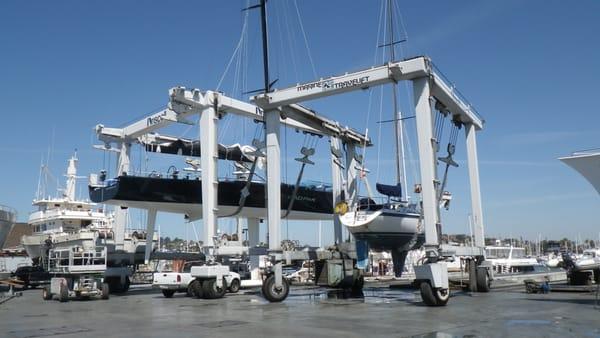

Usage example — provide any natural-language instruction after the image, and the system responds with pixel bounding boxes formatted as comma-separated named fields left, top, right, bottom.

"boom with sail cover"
left=140, top=134, right=253, bottom=163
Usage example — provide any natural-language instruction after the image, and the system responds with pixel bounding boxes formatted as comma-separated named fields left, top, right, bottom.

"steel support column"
left=330, top=136, right=343, bottom=244
left=144, top=208, right=157, bottom=264
left=200, top=103, right=218, bottom=249
left=465, top=123, right=485, bottom=248
left=247, top=218, right=260, bottom=247
left=265, top=110, right=281, bottom=250
left=413, top=77, right=440, bottom=249
left=345, top=142, right=359, bottom=209
left=114, top=141, right=131, bottom=251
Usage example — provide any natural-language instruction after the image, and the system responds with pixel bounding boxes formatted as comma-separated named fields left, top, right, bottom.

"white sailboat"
left=338, top=1, right=423, bottom=276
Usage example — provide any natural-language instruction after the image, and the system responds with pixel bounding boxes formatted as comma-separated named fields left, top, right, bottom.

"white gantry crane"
left=251, top=55, right=490, bottom=306
left=94, top=88, right=368, bottom=267
left=94, top=55, right=489, bottom=306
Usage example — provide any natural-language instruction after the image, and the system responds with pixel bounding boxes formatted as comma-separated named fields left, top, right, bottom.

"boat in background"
left=571, top=249, right=600, bottom=272
left=21, top=154, right=154, bottom=265
left=485, top=245, right=542, bottom=274
left=559, top=149, right=600, bottom=194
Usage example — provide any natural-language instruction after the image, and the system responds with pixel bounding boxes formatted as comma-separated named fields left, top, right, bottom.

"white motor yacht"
left=485, top=246, right=541, bottom=274
left=573, top=249, right=600, bottom=271
left=21, top=154, right=154, bottom=263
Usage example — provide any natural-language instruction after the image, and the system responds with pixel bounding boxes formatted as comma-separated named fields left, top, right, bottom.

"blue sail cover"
left=376, top=183, right=402, bottom=198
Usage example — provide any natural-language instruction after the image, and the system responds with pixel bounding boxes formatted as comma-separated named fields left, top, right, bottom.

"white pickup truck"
left=153, top=261, right=241, bottom=298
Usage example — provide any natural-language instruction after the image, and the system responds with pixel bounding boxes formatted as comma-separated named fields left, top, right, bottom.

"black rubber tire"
left=192, top=279, right=204, bottom=299
left=352, top=274, right=365, bottom=293
left=434, top=288, right=450, bottom=306
left=261, top=274, right=290, bottom=303
left=122, top=277, right=131, bottom=292
left=42, top=286, right=52, bottom=301
left=101, top=283, right=110, bottom=300
left=228, top=279, right=241, bottom=293
left=420, top=282, right=449, bottom=306
left=203, top=278, right=227, bottom=299
left=59, top=284, right=69, bottom=303
left=187, top=280, right=199, bottom=297
left=570, top=271, right=591, bottom=285
left=476, top=267, right=491, bottom=292
left=162, top=289, right=176, bottom=298
left=108, top=276, right=130, bottom=294
left=420, top=282, right=437, bottom=306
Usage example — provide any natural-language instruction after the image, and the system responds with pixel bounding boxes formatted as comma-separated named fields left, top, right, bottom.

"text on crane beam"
left=296, top=76, right=370, bottom=92
left=147, top=111, right=168, bottom=127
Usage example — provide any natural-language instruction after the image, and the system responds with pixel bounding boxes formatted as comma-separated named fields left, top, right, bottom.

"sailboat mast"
left=386, top=0, right=407, bottom=193
left=259, top=0, right=270, bottom=93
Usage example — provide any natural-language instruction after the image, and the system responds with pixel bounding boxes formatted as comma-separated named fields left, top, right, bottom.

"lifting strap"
left=437, top=119, right=462, bottom=202
left=220, top=139, right=265, bottom=218
left=331, top=144, right=345, bottom=169
left=283, top=147, right=315, bottom=219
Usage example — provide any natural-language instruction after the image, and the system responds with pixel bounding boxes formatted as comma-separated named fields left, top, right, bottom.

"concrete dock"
left=1, top=283, right=600, bottom=338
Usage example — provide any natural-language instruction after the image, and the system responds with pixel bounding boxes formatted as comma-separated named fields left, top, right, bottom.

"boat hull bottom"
left=352, top=232, right=425, bottom=252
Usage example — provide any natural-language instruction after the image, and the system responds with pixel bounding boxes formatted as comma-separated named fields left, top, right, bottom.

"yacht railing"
left=92, top=170, right=333, bottom=191
left=47, top=246, right=107, bottom=273
left=570, top=148, right=600, bottom=156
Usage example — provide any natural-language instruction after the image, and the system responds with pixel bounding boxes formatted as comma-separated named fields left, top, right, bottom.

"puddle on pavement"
left=284, top=287, right=417, bottom=305
left=505, top=319, right=552, bottom=326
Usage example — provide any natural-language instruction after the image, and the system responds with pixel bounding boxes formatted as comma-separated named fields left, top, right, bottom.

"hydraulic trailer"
left=42, top=246, right=109, bottom=302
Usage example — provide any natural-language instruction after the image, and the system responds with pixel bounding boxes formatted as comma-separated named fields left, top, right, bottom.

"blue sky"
left=1, top=0, right=599, bottom=244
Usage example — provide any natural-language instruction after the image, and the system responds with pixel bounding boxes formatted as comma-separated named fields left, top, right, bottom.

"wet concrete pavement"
left=1, top=285, right=599, bottom=337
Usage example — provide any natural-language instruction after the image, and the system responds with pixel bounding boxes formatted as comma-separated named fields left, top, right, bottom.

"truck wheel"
left=203, top=278, right=226, bottom=299
left=59, top=284, right=69, bottom=303
left=192, top=280, right=204, bottom=299
left=42, top=287, right=52, bottom=301
left=108, top=277, right=130, bottom=293
left=476, top=267, right=491, bottom=292
left=419, top=282, right=449, bottom=306
left=101, top=283, right=110, bottom=300
left=187, top=280, right=199, bottom=297
left=228, top=279, right=240, bottom=293
left=261, top=274, right=289, bottom=302
left=162, top=289, right=176, bottom=298
left=122, top=277, right=130, bottom=292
